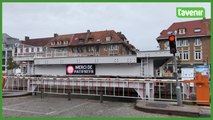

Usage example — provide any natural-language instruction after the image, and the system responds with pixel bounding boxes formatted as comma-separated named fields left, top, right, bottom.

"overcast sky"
left=3, top=3, right=211, bottom=51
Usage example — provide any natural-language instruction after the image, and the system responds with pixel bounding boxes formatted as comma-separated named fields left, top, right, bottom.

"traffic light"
left=168, top=35, right=177, bottom=54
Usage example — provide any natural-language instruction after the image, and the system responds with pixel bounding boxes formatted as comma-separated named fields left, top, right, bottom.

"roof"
left=21, top=37, right=53, bottom=47
left=46, top=30, right=125, bottom=47
left=20, top=30, right=136, bottom=52
left=157, top=18, right=211, bottom=40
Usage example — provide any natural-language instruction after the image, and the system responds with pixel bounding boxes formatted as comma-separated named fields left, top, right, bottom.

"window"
left=104, top=46, right=108, bottom=51
left=194, top=50, right=202, bottom=60
left=57, top=41, right=61, bottom=45
left=194, top=28, right=201, bottom=33
left=176, top=40, right=182, bottom=47
left=8, top=51, right=12, bottom=57
left=3, top=59, right=5, bottom=65
left=77, top=47, right=84, bottom=53
left=31, top=48, right=34, bottom=52
left=164, top=41, right=169, bottom=50
left=20, top=48, right=23, bottom=53
left=72, top=47, right=77, bottom=53
left=106, top=36, right=111, bottom=42
left=178, top=28, right=186, bottom=34
left=179, top=52, right=182, bottom=60
left=109, top=45, right=118, bottom=51
left=26, top=48, right=29, bottom=53
left=95, top=46, right=99, bottom=52
left=194, top=39, right=202, bottom=46
left=109, top=45, right=118, bottom=56
left=86, top=46, right=94, bottom=52
left=39, top=47, right=43, bottom=52
left=37, top=47, right=40, bottom=52
left=183, top=51, right=189, bottom=60
left=182, top=40, right=189, bottom=46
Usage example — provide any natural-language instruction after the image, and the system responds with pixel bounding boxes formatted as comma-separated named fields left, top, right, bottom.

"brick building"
left=15, top=30, right=137, bottom=75
left=17, top=30, right=136, bottom=58
left=156, top=19, right=211, bottom=70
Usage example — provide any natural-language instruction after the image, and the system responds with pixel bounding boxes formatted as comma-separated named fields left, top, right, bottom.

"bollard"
left=100, top=91, right=103, bottom=103
left=41, top=89, right=44, bottom=99
left=68, top=91, right=71, bottom=101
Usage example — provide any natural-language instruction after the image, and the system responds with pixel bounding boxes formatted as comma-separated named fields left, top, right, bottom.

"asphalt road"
left=3, top=94, right=183, bottom=118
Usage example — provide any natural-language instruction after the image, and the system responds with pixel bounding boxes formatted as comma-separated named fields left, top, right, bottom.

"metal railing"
left=3, top=76, right=209, bottom=103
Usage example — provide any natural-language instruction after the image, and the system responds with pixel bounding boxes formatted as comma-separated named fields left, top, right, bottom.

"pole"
left=68, top=91, right=71, bottom=101
left=173, top=53, right=182, bottom=106
left=5, top=47, right=8, bottom=75
left=173, top=31, right=182, bottom=106
left=100, top=91, right=103, bottom=103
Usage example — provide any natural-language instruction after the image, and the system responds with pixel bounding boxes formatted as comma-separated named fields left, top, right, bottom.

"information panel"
left=66, top=64, right=95, bottom=75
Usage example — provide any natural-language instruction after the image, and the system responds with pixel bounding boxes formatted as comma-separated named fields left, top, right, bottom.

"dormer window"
left=88, top=38, right=94, bottom=43
left=51, top=42, right=55, bottom=45
left=79, top=39, right=84, bottom=44
left=167, top=31, right=173, bottom=35
left=194, top=28, right=201, bottom=33
left=57, top=41, right=61, bottom=45
left=178, top=28, right=186, bottom=34
left=106, top=36, right=111, bottom=42
left=64, top=41, right=69, bottom=45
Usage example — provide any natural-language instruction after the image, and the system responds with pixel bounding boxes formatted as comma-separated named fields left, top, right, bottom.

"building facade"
left=2, top=33, right=20, bottom=73
left=156, top=19, right=211, bottom=73
left=14, top=30, right=138, bottom=75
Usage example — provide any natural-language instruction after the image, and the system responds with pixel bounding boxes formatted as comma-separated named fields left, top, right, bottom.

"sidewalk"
left=135, top=100, right=211, bottom=117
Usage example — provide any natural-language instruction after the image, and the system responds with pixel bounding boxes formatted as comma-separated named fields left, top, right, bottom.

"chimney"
left=117, top=32, right=121, bottom=34
left=87, top=30, right=90, bottom=33
left=25, top=36, right=29, bottom=41
left=54, top=33, right=58, bottom=38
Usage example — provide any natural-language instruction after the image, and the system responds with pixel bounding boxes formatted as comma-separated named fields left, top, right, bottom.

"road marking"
left=45, top=111, right=57, bottom=115
left=49, top=102, right=90, bottom=115
left=3, top=107, right=54, bottom=115
left=3, top=99, right=37, bottom=108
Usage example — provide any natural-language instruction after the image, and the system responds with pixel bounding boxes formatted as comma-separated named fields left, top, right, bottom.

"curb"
left=3, top=92, right=32, bottom=98
left=134, top=101, right=200, bottom=117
